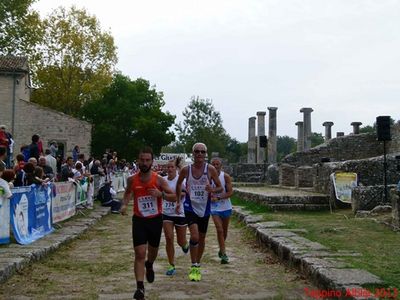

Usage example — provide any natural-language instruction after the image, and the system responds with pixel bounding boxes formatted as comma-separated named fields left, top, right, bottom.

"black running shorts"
left=184, top=210, right=210, bottom=234
left=132, top=215, right=163, bottom=247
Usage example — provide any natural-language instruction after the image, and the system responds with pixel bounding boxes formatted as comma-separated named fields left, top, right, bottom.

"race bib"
left=138, top=195, right=157, bottom=217
left=163, top=201, right=176, bottom=215
left=190, top=184, right=206, bottom=203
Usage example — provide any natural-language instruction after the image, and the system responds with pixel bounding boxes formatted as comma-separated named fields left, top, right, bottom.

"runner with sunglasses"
left=176, top=142, right=222, bottom=281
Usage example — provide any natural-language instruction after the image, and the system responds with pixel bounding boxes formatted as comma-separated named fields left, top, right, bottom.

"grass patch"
left=232, top=195, right=400, bottom=288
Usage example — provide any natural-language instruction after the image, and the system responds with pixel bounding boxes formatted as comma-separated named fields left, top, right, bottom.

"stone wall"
left=282, top=125, right=400, bottom=167
left=313, top=154, right=400, bottom=194
left=351, top=184, right=396, bottom=212
left=295, top=166, right=313, bottom=188
left=230, top=163, right=266, bottom=182
left=279, top=163, right=295, bottom=186
left=15, top=100, right=92, bottom=158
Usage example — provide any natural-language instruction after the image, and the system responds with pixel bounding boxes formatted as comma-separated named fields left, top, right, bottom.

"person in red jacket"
left=120, top=146, right=176, bottom=300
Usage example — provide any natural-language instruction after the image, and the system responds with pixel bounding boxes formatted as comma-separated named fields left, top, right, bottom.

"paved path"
left=0, top=205, right=315, bottom=299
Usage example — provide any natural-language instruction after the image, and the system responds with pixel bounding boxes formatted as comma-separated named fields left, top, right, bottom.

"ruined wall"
left=231, top=163, right=266, bottom=182
left=313, top=154, right=400, bottom=194
left=282, top=133, right=384, bottom=167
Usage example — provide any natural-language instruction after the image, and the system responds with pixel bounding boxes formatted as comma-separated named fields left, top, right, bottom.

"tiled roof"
left=0, top=55, right=29, bottom=73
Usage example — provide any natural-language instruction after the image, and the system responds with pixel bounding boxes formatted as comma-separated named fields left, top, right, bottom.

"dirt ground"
left=0, top=210, right=316, bottom=300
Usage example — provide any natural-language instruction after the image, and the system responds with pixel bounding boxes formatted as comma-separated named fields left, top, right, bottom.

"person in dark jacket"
left=97, top=182, right=121, bottom=213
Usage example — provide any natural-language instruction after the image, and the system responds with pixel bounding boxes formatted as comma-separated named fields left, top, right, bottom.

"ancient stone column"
left=351, top=122, right=362, bottom=134
left=256, top=111, right=266, bottom=163
left=247, top=117, right=256, bottom=163
left=322, top=121, right=334, bottom=141
left=295, top=121, right=304, bottom=152
left=267, top=107, right=278, bottom=164
left=336, top=132, right=345, bottom=137
left=300, top=107, right=313, bottom=150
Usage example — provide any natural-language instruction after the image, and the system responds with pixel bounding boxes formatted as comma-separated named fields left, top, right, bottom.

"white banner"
left=52, top=182, right=76, bottom=223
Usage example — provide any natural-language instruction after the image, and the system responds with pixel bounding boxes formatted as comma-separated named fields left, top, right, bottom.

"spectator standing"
left=0, top=163, right=12, bottom=199
left=49, top=141, right=58, bottom=157
left=38, top=156, right=54, bottom=180
left=72, top=145, right=80, bottom=162
left=0, top=125, right=13, bottom=168
left=13, top=154, right=25, bottom=173
left=60, top=157, right=74, bottom=181
left=0, top=146, right=6, bottom=169
left=28, top=134, right=40, bottom=161
left=45, top=149, right=57, bottom=177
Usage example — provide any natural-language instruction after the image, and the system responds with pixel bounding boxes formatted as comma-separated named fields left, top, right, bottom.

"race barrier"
left=0, top=172, right=129, bottom=246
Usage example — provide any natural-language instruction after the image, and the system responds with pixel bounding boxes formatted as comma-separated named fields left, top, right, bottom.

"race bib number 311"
left=138, top=196, right=157, bottom=217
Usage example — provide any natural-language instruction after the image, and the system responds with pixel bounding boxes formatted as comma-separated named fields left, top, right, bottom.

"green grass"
left=232, top=195, right=400, bottom=289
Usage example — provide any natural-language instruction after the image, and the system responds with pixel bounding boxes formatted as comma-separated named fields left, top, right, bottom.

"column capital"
left=256, top=111, right=266, bottom=116
left=249, top=116, right=256, bottom=120
left=267, top=107, right=278, bottom=111
left=351, top=121, right=362, bottom=126
left=295, top=121, right=304, bottom=126
left=300, top=107, right=313, bottom=113
left=323, top=121, right=334, bottom=126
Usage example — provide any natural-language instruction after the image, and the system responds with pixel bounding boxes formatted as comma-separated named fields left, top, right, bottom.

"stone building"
left=0, top=56, right=91, bottom=159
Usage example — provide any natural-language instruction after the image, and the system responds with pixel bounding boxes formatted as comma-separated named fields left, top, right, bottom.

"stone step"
left=268, top=204, right=331, bottom=211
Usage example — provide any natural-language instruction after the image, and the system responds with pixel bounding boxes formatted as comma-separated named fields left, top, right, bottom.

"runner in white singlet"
left=176, top=142, right=222, bottom=282
left=210, top=157, right=233, bottom=264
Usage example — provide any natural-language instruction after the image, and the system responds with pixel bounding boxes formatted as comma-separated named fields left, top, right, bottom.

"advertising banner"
left=75, top=179, right=88, bottom=206
left=331, top=172, right=358, bottom=203
left=52, top=182, right=76, bottom=223
left=10, top=185, right=53, bottom=245
left=0, top=194, right=10, bottom=244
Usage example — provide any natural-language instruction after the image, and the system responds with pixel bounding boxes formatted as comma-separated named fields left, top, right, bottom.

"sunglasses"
left=194, top=150, right=206, bottom=154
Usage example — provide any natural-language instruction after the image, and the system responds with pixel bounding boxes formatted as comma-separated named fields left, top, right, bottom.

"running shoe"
left=181, top=243, right=189, bottom=254
left=166, top=265, right=176, bottom=276
left=188, top=266, right=197, bottom=281
left=220, top=253, right=229, bottom=264
left=133, top=288, right=145, bottom=300
left=195, top=266, right=202, bottom=281
left=145, top=261, right=155, bottom=283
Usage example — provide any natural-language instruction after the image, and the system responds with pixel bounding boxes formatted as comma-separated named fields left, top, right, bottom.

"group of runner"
left=120, top=142, right=233, bottom=300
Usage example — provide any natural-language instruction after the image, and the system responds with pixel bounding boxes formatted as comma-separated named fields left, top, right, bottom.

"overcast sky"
left=33, top=0, right=400, bottom=142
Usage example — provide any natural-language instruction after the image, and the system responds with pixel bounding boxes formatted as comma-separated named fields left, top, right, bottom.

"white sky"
left=33, top=0, right=400, bottom=142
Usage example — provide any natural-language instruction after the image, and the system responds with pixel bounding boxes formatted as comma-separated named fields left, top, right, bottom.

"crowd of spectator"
left=0, top=133, right=138, bottom=200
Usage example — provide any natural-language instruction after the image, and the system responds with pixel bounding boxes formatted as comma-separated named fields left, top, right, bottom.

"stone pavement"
left=0, top=188, right=385, bottom=299
left=0, top=206, right=110, bottom=283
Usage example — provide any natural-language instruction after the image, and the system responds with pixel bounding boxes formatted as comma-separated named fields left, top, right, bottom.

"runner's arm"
left=120, top=176, right=133, bottom=215
left=156, top=175, right=176, bottom=202
left=175, top=166, right=187, bottom=202
left=207, top=165, right=223, bottom=194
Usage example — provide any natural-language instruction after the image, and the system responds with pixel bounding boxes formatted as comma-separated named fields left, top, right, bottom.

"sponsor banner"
left=10, top=185, right=53, bottom=245
left=331, top=172, right=358, bottom=203
left=75, top=178, right=88, bottom=206
left=52, top=182, right=76, bottom=223
left=0, top=194, right=10, bottom=244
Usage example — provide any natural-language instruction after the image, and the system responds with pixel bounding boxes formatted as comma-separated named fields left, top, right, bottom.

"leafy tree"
left=0, top=0, right=43, bottom=59
left=277, top=135, right=296, bottom=161
left=30, top=6, right=117, bottom=117
left=311, top=132, right=324, bottom=147
left=81, top=74, right=175, bottom=160
left=359, top=125, right=375, bottom=134
left=175, top=96, right=231, bottom=157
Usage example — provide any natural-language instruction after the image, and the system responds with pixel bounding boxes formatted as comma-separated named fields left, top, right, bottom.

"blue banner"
left=10, top=185, right=54, bottom=245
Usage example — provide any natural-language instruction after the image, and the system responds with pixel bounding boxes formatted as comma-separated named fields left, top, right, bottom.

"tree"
left=81, top=74, right=175, bottom=159
left=0, top=0, right=43, bottom=59
left=30, top=6, right=117, bottom=117
left=277, top=135, right=296, bottom=161
left=175, top=96, right=230, bottom=157
left=311, top=132, right=324, bottom=147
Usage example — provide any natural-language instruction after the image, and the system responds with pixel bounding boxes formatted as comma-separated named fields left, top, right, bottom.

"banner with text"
left=52, top=182, right=76, bottom=223
left=331, top=172, right=358, bottom=203
left=10, top=185, right=54, bottom=245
